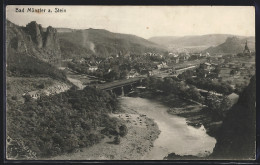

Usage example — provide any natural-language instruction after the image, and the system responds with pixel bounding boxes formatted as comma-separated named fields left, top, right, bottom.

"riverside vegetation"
left=165, top=75, right=256, bottom=160
left=7, top=86, right=128, bottom=159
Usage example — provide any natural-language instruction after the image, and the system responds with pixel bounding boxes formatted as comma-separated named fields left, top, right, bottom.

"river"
left=119, top=97, right=216, bottom=160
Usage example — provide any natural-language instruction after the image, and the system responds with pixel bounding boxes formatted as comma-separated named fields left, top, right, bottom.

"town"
left=23, top=40, right=254, bottom=100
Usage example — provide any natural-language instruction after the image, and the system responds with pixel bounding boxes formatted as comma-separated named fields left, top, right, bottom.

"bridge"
left=96, top=76, right=146, bottom=95
left=97, top=76, right=145, bottom=90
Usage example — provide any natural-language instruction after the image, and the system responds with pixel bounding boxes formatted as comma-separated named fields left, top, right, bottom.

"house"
left=156, top=64, right=163, bottom=69
left=203, top=52, right=210, bottom=57
left=200, top=62, right=212, bottom=70
left=127, top=69, right=139, bottom=79
left=190, top=53, right=201, bottom=60
left=148, top=70, right=154, bottom=77
left=172, top=57, right=179, bottom=64
left=179, top=53, right=190, bottom=61
left=79, top=58, right=86, bottom=64
left=88, top=66, right=98, bottom=72
left=23, top=91, right=41, bottom=99
left=107, top=68, right=112, bottom=73
left=218, top=58, right=225, bottom=64
left=156, top=62, right=168, bottom=69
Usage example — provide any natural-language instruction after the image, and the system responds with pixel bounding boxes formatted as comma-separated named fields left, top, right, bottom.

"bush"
left=119, top=125, right=128, bottom=137
left=38, top=83, right=45, bottom=89
left=11, top=96, right=17, bottom=100
left=114, top=136, right=121, bottom=144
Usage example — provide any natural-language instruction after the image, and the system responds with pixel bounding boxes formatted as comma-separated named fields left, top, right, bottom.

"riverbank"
left=120, top=97, right=216, bottom=160
left=48, top=98, right=160, bottom=160
left=129, top=90, right=222, bottom=137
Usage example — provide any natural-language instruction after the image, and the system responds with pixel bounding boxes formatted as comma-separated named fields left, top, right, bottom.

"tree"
left=186, top=86, right=202, bottom=102
left=219, top=96, right=232, bottom=117
left=120, top=70, right=129, bottom=79
left=38, top=83, right=45, bottom=89
left=11, top=96, right=18, bottom=100
left=196, top=68, right=207, bottom=78
left=119, top=125, right=128, bottom=137
left=205, top=94, right=231, bottom=119
left=24, top=95, right=32, bottom=102
left=213, top=66, right=221, bottom=76
left=230, top=70, right=236, bottom=76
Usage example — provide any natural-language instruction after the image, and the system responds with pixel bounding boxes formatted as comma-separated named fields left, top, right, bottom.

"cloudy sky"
left=6, top=6, right=255, bottom=39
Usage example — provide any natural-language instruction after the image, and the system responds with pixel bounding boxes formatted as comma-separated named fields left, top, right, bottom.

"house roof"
left=204, top=62, right=211, bottom=66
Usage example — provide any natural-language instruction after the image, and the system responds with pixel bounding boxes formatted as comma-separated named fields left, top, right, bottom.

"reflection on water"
left=119, top=97, right=216, bottom=160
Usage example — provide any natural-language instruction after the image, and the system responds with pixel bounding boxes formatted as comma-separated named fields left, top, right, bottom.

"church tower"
left=243, top=40, right=251, bottom=54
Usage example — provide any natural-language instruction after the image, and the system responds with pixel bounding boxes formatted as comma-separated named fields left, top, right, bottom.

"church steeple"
left=243, top=40, right=251, bottom=54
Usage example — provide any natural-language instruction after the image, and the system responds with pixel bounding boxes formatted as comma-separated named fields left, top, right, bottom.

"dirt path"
left=67, top=77, right=86, bottom=90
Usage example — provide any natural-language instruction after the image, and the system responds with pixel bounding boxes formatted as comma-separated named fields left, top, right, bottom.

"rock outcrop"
left=25, top=21, right=43, bottom=48
left=6, top=20, right=61, bottom=66
left=210, top=75, right=256, bottom=159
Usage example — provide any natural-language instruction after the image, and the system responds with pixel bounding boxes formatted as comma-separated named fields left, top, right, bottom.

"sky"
left=6, top=5, right=255, bottom=39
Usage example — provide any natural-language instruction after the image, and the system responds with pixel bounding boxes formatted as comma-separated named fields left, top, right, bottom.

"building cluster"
left=74, top=58, right=99, bottom=72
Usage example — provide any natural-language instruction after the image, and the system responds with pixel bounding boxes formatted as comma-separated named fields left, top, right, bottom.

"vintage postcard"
left=5, top=5, right=255, bottom=160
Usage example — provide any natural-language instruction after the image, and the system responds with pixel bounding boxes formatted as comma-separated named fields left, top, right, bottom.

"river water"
left=119, top=97, right=216, bottom=160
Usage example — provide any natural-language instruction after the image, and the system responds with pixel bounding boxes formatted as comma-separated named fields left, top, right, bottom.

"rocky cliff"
left=6, top=20, right=61, bottom=66
left=211, top=75, right=256, bottom=159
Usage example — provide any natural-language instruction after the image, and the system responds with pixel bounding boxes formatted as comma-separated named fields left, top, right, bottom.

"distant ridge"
left=58, top=28, right=167, bottom=58
left=149, top=34, right=255, bottom=53
left=204, top=36, right=255, bottom=54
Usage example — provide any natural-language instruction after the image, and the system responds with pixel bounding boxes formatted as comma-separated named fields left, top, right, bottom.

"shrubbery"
left=7, top=52, right=67, bottom=82
left=186, top=78, right=233, bottom=95
left=144, top=77, right=202, bottom=102
left=144, top=76, right=233, bottom=119
left=7, top=87, right=124, bottom=159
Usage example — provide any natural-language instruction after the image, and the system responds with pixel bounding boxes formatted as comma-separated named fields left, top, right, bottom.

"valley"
left=5, top=19, right=256, bottom=160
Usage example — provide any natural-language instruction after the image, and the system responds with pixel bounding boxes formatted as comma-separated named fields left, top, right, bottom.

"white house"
left=88, top=66, right=98, bottom=72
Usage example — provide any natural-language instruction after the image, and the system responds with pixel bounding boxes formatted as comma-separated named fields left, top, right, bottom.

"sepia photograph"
left=5, top=5, right=256, bottom=161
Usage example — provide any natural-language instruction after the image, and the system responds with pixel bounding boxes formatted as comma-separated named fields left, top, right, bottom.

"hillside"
left=149, top=34, right=255, bottom=53
left=6, top=86, right=124, bottom=159
left=204, top=36, right=255, bottom=54
left=58, top=29, right=167, bottom=59
left=6, top=49, right=67, bottom=81
left=6, top=20, right=69, bottom=98
left=211, top=75, right=256, bottom=159
left=6, top=20, right=62, bottom=66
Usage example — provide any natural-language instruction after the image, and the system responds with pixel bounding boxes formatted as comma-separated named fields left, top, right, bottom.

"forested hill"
left=204, top=36, right=255, bottom=54
left=58, top=29, right=167, bottom=59
left=211, top=75, right=256, bottom=159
